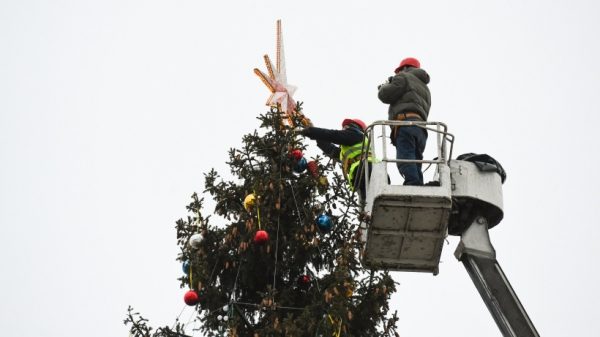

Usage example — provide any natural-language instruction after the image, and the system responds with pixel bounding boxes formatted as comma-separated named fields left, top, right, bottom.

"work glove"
left=293, top=127, right=311, bottom=137
left=300, top=127, right=311, bottom=136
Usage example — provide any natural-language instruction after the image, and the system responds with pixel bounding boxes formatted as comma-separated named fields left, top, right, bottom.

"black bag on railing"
left=456, top=153, right=507, bottom=183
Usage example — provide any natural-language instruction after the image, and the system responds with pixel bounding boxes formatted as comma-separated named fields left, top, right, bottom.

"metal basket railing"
left=359, top=120, right=455, bottom=188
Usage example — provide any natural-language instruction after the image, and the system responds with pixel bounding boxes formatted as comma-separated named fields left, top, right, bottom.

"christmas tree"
left=126, top=19, right=399, bottom=337
left=125, top=104, right=399, bottom=337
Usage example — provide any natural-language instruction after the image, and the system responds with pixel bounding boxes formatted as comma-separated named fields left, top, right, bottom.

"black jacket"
left=378, top=67, right=431, bottom=121
left=301, top=126, right=364, bottom=159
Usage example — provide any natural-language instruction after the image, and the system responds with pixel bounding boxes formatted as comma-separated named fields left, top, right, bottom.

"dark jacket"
left=302, top=125, right=370, bottom=199
left=378, top=67, right=431, bottom=121
left=301, top=126, right=364, bottom=159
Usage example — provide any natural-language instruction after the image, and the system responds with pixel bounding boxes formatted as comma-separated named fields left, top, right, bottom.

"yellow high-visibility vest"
left=339, top=139, right=373, bottom=190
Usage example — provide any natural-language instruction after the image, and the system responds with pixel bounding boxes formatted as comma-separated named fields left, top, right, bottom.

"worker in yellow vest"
left=299, top=118, right=373, bottom=200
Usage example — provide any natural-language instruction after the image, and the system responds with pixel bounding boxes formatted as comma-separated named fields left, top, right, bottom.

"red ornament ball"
left=299, top=274, right=311, bottom=285
left=184, top=290, right=199, bottom=306
left=254, top=230, right=269, bottom=244
left=298, top=274, right=311, bottom=290
left=307, top=160, right=319, bottom=178
left=290, top=149, right=303, bottom=161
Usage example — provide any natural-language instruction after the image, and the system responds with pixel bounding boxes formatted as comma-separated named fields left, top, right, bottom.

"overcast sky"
left=1, top=1, right=599, bottom=336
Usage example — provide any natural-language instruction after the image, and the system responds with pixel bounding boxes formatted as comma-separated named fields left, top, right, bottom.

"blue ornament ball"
left=316, top=214, right=333, bottom=232
left=293, top=157, right=308, bottom=173
left=182, top=260, right=190, bottom=274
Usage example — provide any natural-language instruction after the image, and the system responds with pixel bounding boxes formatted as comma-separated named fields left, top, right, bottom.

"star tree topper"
left=254, top=20, right=310, bottom=127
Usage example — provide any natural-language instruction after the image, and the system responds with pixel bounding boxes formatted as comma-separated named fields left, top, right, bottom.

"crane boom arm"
left=455, top=217, right=540, bottom=337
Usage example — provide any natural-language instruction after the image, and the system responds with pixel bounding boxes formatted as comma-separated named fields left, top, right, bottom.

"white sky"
left=1, top=1, right=599, bottom=336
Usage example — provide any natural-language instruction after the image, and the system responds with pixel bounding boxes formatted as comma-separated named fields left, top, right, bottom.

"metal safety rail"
left=361, top=120, right=455, bottom=186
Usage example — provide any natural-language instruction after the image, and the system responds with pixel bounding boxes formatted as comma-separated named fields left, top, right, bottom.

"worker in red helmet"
left=299, top=118, right=373, bottom=199
left=377, top=57, right=431, bottom=185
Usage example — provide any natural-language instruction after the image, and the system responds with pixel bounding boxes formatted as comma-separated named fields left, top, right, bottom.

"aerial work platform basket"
left=357, top=121, right=538, bottom=336
left=359, top=120, right=454, bottom=275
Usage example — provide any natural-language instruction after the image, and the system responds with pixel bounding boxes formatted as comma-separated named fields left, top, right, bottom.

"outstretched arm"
left=302, top=127, right=363, bottom=145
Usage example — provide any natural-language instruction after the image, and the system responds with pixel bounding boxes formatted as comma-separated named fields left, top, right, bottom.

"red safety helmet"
left=342, top=118, right=367, bottom=131
left=394, top=57, right=421, bottom=73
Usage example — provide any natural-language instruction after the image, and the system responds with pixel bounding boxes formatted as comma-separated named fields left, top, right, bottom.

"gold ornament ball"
left=244, top=193, right=256, bottom=211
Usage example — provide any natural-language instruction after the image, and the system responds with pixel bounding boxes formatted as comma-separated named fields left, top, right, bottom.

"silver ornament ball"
left=189, top=233, right=203, bottom=248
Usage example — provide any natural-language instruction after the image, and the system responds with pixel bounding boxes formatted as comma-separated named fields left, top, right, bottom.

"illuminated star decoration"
left=254, top=20, right=300, bottom=127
